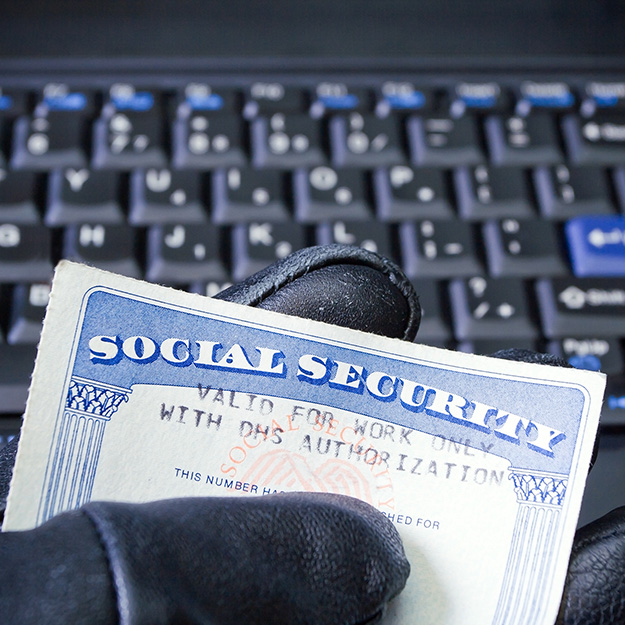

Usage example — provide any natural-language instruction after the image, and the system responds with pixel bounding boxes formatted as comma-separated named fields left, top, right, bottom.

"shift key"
left=536, top=277, right=625, bottom=337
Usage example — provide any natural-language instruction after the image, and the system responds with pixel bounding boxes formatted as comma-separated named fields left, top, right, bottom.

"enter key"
left=565, top=215, right=625, bottom=276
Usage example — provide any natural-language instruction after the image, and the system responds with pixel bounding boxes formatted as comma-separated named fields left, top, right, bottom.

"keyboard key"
left=330, top=113, right=404, bottom=167
left=583, top=82, right=625, bottom=111
left=536, top=277, right=625, bottom=337
left=449, top=82, right=508, bottom=113
left=211, top=168, right=289, bottom=224
left=146, top=223, right=228, bottom=284
left=485, top=113, right=562, bottom=166
left=244, top=83, right=307, bottom=116
left=548, top=337, right=624, bottom=374
left=457, top=338, right=538, bottom=356
left=483, top=219, right=567, bottom=277
left=129, top=168, right=206, bottom=225
left=172, top=112, right=246, bottom=169
left=6, top=283, right=50, bottom=344
left=0, top=168, right=40, bottom=223
left=603, top=377, right=625, bottom=426
left=177, top=83, right=240, bottom=113
left=410, top=279, right=451, bottom=344
left=251, top=114, right=325, bottom=168
left=454, top=165, right=534, bottom=220
left=516, top=81, right=575, bottom=112
left=449, top=276, right=538, bottom=340
left=0, top=90, right=27, bottom=166
left=93, top=84, right=166, bottom=169
left=0, top=224, right=52, bottom=282
left=231, top=222, right=307, bottom=281
left=11, top=111, right=88, bottom=170
left=375, top=166, right=454, bottom=221
left=563, top=111, right=625, bottom=165
left=0, top=343, right=38, bottom=412
left=400, top=220, right=482, bottom=278
left=534, top=165, right=614, bottom=219
left=377, top=82, right=430, bottom=113
left=408, top=115, right=483, bottom=166
left=316, top=221, right=392, bottom=258
left=565, top=216, right=625, bottom=276
left=63, top=224, right=141, bottom=277
left=46, top=168, right=123, bottom=225
left=313, top=83, right=372, bottom=113
left=11, top=84, right=93, bottom=172
left=294, top=167, right=370, bottom=223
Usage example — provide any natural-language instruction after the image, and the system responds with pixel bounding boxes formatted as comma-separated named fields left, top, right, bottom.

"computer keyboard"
left=1, top=72, right=625, bottom=446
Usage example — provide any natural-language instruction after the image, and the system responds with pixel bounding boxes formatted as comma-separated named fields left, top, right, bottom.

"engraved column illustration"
left=37, top=376, right=130, bottom=524
left=492, top=468, right=568, bottom=625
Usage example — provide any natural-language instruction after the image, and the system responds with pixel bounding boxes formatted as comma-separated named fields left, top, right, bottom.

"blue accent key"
left=385, top=91, right=426, bottom=110
left=112, top=91, right=154, bottom=111
left=44, top=92, right=87, bottom=111
left=565, top=216, right=625, bottom=276
left=319, top=93, right=360, bottom=110
left=0, top=94, right=13, bottom=111
left=187, top=93, right=224, bottom=111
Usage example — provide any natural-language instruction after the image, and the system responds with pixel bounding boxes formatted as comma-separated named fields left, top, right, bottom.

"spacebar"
left=0, top=345, right=37, bottom=414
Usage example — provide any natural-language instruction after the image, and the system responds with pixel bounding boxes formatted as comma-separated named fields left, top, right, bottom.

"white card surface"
left=5, top=261, right=606, bottom=625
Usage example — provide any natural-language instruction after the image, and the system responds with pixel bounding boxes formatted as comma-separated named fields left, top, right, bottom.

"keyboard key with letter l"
left=565, top=216, right=625, bottom=276
left=316, top=221, right=392, bottom=258
left=536, top=277, right=625, bottom=337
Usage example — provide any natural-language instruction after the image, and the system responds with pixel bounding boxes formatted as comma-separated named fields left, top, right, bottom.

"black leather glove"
left=0, top=245, right=416, bottom=625
left=0, top=244, right=623, bottom=624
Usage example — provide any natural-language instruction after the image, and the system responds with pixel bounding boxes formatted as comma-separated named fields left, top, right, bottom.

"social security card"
left=4, top=261, right=606, bottom=625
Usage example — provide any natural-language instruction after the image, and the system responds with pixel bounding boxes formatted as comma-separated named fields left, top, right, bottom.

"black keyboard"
left=1, top=72, right=625, bottom=451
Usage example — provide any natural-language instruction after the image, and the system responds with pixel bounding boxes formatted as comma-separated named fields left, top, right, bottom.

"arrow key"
left=565, top=216, right=625, bottom=276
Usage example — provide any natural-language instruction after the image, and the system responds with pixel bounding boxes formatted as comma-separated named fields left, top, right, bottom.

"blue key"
left=44, top=92, right=88, bottom=111
left=565, top=216, right=625, bottom=276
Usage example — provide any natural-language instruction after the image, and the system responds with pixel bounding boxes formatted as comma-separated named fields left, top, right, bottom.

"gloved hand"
left=0, top=245, right=416, bottom=625
left=0, top=244, right=622, bottom=624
